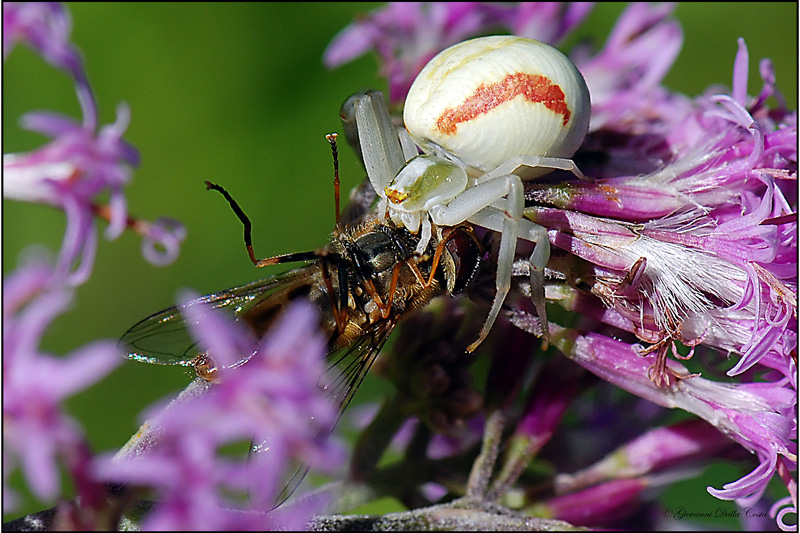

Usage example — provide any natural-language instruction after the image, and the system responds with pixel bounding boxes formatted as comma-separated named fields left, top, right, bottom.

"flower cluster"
left=326, top=2, right=796, bottom=530
left=4, top=3, right=795, bottom=531
left=3, top=2, right=186, bottom=282
left=3, top=259, right=120, bottom=522
left=325, top=2, right=594, bottom=106
left=94, top=298, right=344, bottom=530
left=4, top=4, right=344, bottom=530
left=2, top=2, right=191, bottom=526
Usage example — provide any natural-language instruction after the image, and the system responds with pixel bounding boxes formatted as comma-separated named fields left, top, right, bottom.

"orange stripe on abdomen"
left=435, top=72, right=571, bottom=135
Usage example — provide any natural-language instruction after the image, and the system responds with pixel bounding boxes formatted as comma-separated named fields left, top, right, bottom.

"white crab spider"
left=350, top=37, right=591, bottom=352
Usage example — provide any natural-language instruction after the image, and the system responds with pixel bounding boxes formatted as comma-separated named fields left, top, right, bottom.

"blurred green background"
left=3, top=2, right=796, bottom=525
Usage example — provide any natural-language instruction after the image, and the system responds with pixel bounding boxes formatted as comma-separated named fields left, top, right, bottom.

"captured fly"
left=119, top=133, right=483, bottom=505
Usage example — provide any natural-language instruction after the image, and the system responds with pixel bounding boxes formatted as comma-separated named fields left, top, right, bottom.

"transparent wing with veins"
left=119, top=268, right=310, bottom=368
left=269, top=320, right=395, bottom=507
left=120, top=262, right=399, bottom=508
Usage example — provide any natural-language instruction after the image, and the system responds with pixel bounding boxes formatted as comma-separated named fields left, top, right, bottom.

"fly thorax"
left=384, top=155, right=468, bottom=213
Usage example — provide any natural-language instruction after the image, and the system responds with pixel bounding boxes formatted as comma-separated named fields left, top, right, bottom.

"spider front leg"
left=479, top=154, right=587, bottom=183
left=464, top=193, right=551, bottom=352
left=351, top=91, right=412, bottom=198
left=427, top=174, right=530, bottom=352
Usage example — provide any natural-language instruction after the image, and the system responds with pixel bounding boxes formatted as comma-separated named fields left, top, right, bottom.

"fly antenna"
left=204, top=180, right=258, bottom=265
left=205, top=180, right=320, bottom=268
left=326, top=133, right=341, bottom=229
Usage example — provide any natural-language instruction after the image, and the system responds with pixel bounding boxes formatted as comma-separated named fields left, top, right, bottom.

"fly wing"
left=121, top=255, right=403, bottom=508
left=324, top=319, right=395, bottom=416
left=270, top=315, right=397, bottom=507
left=119, top=265, right=321, bottom=367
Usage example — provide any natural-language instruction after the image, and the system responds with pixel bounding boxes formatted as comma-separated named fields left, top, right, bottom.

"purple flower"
left=3, top=3, right=190, bottom=525
left=3, top=2, right=95, bottom=127
left=553, top=419, right=740, bottom=495
left=95, top=296, right=343, bottom=530
left=8, top=3, right=794, bottom=530
left=523, top=17, right=795, bottom=524
left=772, top=495, right=798, bottom=532
left=3, top=259, right=120, bottom=512
left=4, top=106, right=137, bottom=285
left=324, top=2, right=591, bottom=105
left=526, top=7, right=795, bottom=407
left=3, top=2, right=186, bottom=282
left=575, top=2, right=686, bottom=134
left=326, top=2, right=796, bottom=530
left=553, top=327, right=796, bottom=521
left=534, top=477, right=650, bottom=526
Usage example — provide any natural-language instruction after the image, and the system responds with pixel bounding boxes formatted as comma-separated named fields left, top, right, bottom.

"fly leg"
left=401, top=225, right=482, bottom=290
